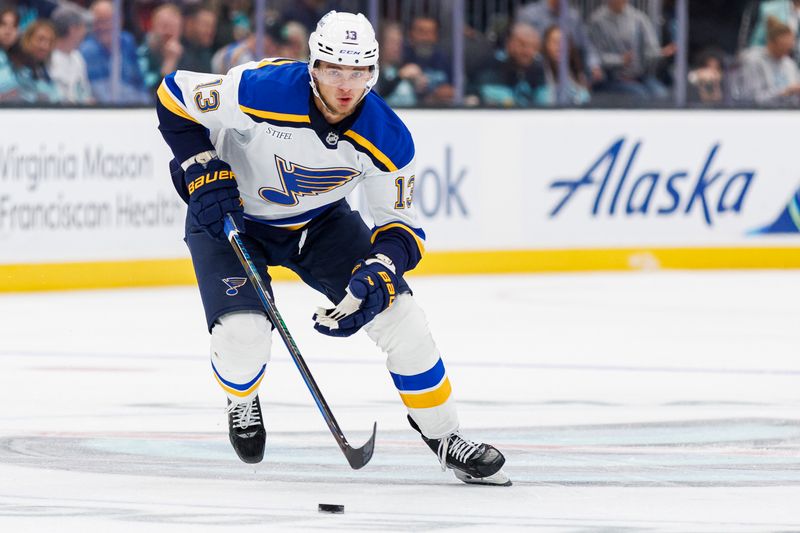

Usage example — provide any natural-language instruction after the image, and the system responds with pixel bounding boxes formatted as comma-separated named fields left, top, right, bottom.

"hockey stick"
left=223, top=214, right=377, bottom=470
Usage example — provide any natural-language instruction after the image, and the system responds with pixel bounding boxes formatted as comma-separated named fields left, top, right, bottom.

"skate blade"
left=454, top=468, right=512, bottom=486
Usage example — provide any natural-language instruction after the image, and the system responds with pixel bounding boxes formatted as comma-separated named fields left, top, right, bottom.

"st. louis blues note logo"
left=222, top=277, right=247, bottom=296
left=259, top=155, right=359, bottom=207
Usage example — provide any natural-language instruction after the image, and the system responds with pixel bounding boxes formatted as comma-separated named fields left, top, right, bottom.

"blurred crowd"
left=0, top=0, right=799, bottom=107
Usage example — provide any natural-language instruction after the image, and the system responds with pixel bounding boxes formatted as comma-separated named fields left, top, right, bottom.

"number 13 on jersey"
left=394, top=175, right=415, bottom=209
left=193, top=79, right=222, bottom=112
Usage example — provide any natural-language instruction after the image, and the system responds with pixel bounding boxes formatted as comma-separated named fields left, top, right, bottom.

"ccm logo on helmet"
left=339, top=49, right=361, bottom=55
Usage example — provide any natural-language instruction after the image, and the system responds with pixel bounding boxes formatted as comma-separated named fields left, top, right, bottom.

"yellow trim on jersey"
left=239, top=104, right=311, bottom=123
left=157, top=82, right=199, bottom=124
left=278, top=221, right=309, bottom=231
left=371, top=223, right=426, bottom=255
left=343, top=130, right=398, bottom=172
left=399, top=378, right=452, bottom=409
left=214, top=372, right=265, bottom=398
left=256, top=58, right=298, bottom=68
left=256, top=220, right=310, bottom=231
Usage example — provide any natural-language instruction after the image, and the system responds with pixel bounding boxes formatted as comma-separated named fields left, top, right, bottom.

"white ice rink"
left=1, top=271, right=799, bottom=532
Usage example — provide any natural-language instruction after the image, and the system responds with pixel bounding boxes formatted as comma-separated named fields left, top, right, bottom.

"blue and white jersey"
left=157, top=58, right=424, bottom=272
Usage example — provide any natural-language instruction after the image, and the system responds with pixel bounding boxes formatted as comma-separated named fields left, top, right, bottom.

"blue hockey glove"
left=313, top=254, right=399, bottom=337
left=184, top=157, right=243, bottom=240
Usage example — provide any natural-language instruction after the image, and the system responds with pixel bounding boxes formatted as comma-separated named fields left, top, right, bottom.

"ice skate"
left=408, top=415, right=511, bottom=486
left=227, top=396, right=266, bottom=464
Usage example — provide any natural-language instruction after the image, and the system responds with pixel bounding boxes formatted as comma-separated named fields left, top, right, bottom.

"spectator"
left=124, top=0, right=159, bottom=41
left=688, top=47, right=724, bottom=105
left=517, top=0, right=603, bottom=84
left=740, top=16, right=800, bottom=106
left=212, top=35, right=247, bottom=74
left=0, top=6, right=20, bottom=101
left=589, top=0, right=673, bottom=102
left=5, top=0, right=58, bottom=31
left=49, top=4, right=93, bottom=104
left=404, top=15, right=453, bottom=105
left=138, top=3, right=182, bottom=93
left=749, top=0, right=800, bottom=54
left=79, top=0, right=149, bottom=103
left=538, top=25, right=591, bottom=106
left=654, top=0, right=678, bottom=86
left=473, top=22, right=545, bottom=107
left=8, top=19, right=59, bottom=102
left=279, top=20, right=308, bottom=60
left=464, top=24, right=495, bottom=84
left=281, top=0, right=327, bottom=35
left=211, top=21, right=283, bottom=74
left=690, top=0, right=752, bottom=58
left=177, top=4, right=216, bottom=73
left=211, top=0, right=251, bottom=52
left=374, top=21, right=423, bottom=107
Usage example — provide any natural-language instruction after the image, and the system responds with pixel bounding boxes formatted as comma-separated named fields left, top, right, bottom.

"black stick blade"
left=343, top=422, right=377, bottom=470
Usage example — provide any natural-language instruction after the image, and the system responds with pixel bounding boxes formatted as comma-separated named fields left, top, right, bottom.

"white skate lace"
left=436, top=431, right=481, bottom=472
left=226, top=399, right=261, bottom=429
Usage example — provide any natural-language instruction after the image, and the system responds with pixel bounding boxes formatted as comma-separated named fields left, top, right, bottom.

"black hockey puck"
left=318, top=503, right=344, bottom=514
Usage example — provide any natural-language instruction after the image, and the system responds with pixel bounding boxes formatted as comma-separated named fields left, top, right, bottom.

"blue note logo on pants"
left=222, top=277, right=248, bottom=296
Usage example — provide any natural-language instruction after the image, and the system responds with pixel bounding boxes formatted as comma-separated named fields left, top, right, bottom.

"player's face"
left=66, top=23, right=87, bottom=50
left=608, top=0, right=627, bottom=13
left=188, top=11, right=217, bottom=48
left=313, top=63, right=371, bottom=115
left=544, top=28, right=561, bottom=62
left=91, top=2, right=114, bottom=48
left=409, top=18, right=437, bottom=46
left=28, top=26, right=55, bottom=62
left=152, top=11, right=182, bottom=43
left=0, top=12, right=18, bottom=49
left=508, top=26, right=540, bottom=68
left=775, top=32, right=796, bottom=56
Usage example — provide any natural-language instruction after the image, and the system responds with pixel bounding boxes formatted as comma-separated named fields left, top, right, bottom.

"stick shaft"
left=223, top=215, right=375, bottom=468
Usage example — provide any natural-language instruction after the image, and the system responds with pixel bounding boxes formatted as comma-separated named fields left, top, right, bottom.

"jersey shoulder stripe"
left=238, top=60, right=311, bottom=125
left=164, top=72, right=186, bottom=105
left=343, top=92, right=414, bottom=173
left=157, top=72, right=198, bottom=124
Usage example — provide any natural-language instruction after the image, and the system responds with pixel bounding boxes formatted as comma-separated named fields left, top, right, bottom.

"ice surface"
left=1, top=271, right=798, bottom=532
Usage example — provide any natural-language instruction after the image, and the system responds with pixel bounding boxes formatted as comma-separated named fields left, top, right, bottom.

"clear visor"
left=312, top=67, right=372, bottom=89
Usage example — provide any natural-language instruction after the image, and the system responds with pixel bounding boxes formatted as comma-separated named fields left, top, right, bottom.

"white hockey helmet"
left=308, top=11, right=380, bottom=98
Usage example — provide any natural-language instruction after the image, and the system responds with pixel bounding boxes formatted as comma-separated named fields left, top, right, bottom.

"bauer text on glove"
left=184, top=158, right=244, bottom=240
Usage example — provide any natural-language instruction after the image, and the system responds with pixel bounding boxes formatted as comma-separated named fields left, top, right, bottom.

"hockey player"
left=156, top=11, right=509, bottom=486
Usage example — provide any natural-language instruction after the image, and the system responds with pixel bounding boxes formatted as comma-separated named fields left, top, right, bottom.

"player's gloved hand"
left=184, top=157, right=244, bottom=240
left=313, top=254, right=399, bottom=337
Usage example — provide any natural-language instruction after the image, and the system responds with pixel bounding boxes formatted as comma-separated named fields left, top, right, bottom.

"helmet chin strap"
left=309, top=76, right=335, bottom=114
left=353, top=88, right=369, bottom=106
